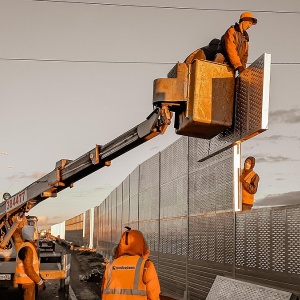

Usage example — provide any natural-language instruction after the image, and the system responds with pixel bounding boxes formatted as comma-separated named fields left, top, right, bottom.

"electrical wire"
left=0, top=57, right=299, bottom=65
left=27, top=0, right=300, bottom=15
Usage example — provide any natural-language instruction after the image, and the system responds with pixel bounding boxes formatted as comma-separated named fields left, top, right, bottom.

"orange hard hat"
left=239, top=11, right=257, bottom=25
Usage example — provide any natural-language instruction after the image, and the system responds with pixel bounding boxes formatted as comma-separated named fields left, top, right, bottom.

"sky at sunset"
left=0, top=0, right=299, bottom=227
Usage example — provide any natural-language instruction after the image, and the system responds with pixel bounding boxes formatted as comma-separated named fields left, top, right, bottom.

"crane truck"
left=0, top=60, right=235, bottom=297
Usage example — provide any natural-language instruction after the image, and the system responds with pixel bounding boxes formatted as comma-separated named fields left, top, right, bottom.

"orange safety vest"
left=242, top=170, right=256, bottom=205
left=102, top=255, right=147, bottom=300
left=15, top=242, right=40, bottom=284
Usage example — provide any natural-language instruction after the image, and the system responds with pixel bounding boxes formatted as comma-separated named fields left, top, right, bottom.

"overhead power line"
left=28, top=0, right=300, bottom=15
left=0, top=57, right=299, bottom=65
left=0, top=57, right=174, bottom=65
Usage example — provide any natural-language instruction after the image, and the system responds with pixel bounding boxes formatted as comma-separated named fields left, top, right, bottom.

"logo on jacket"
left=112, top=265, right=136, bottom=270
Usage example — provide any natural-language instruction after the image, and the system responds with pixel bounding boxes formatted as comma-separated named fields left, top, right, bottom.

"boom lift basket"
left=153, top=60, right=235, bottom=139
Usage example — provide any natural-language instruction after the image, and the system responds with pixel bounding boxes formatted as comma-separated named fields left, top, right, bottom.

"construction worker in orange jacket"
left=101, top=228, right=160, bottom=300
left=15, top=225, right=46, bottom=300
left=241, top=156, right=260, bottom=210
left=214, top=11, right=257, bottom=74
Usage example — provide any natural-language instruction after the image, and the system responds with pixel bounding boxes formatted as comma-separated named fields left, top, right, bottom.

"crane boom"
left=0, top=107, right=168, bottom=223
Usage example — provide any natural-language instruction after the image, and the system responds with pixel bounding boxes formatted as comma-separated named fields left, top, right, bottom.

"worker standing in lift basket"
left=15, top=225, right=46, bottom=300
left=101, top=227, right=161, bottom=299
left=214, top=11, right=257, bottom=75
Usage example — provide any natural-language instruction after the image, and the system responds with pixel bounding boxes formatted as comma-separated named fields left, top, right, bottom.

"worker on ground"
left=15, top=225, right=46, bottom=300
left=184, top=38, right=220, bottom=64
left=101, top=227, right=160, bottom=300
left=214, top=11, right=257, bottom=74
left=241, top=156, right=259, bottom=211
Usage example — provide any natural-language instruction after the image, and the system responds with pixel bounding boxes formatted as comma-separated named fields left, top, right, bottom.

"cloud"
left=36, top=215, right=49, bottom=227
left=254, top=190, right=300, bottom=208
left=37, top=215, right=63, bottom=228
left=269, top=108, right=300, bottom=124
left=255, top=155, right=298, bottom=163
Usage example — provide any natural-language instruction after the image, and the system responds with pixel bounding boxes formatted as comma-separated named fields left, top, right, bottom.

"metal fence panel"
left=160, top=137, right=188, bottom=219
left=116, top=183, right=123, bottom=237
left=129, top=167, right=139, bottom=223
left=189, top=147, right=234, bottom=216
left=110, top=190, right=118, bottom=244
left=139, top=154, right=160, bottom=221
left=139, top=220, right=159, bottom=252
left=235, top=206, right=300, bottom=293
left=206, top=276, right=292, bottom=300
left=93, top=206, right=99, bottom=249
left=122, top=175, right=130, bottom=226
left=160, top=137, right=188, bottom=185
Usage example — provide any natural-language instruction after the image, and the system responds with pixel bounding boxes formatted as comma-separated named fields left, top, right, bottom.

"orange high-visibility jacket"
left=15, top=242, right=40, bottom=285
left=221, top=23, right=249, bottom=70
left=242, top=170, right=259, bottom=205
left=102, top=255, right=147, bottom=300
left=102, top=229, right=160, bottom=300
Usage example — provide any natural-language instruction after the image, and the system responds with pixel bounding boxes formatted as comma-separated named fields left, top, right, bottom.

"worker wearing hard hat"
left=214, top=11, right=257, bottom=74
left=15, top=225, right=46, bottom=300
left=101, top=228, right=160, bottom=299
left=241, top=156, right=260, bottom=210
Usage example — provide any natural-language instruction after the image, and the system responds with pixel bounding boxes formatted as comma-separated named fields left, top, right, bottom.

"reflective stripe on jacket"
left=102, top=255, right=147, bottom=300
left=15, top=242, right=39, bottom=284
left=242, top=170, right=256, bottom=205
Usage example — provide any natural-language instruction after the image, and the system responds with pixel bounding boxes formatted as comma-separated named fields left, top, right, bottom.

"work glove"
left=237, top=66, right=246, bottom=74
left=38, top=279, right=46, bottom=292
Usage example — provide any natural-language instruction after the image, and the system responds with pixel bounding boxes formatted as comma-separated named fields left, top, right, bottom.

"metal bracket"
left=90, top=145, right=101, bottom=165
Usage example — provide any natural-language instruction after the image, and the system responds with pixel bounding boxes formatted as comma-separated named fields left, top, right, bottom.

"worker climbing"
left=214, top=11, right=257, bottom=74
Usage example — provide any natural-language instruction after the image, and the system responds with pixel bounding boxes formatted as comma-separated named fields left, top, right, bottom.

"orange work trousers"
left=18, top=283, right=36, bottom=300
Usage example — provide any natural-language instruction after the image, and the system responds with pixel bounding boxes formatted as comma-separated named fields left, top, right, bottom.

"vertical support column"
left=234, top=144, right=242, bottom=212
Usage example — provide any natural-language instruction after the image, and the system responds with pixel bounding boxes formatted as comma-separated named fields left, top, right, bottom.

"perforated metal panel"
left=93, top=206, right=99, bottom=249
left=139, top=153, right=160, bottom=192
left=206, top=276, right=292, bottom=300
left=160, top=137, right=188, bottom=184
left=139, top=154, right=160, bottom=221
left=159, top=253, right=187, bottom=298
left=272, top=208, right=286, bottom=272
left=287, top=207, right=300, bottom=275
left=160, top=218, right=188, bottom=256
left=189, top=147, right=234, bottom=215
left=257, top=210, right=271, bottom=270
left=129, top=167, right=139, bottom=223
left=122, top=175, right=130, bottom=226
left=160, top=177, right=188, bottom=219
left=110, top=190, right=118, bottom=244
left=139, top=220, right=159, bottom=252
left=160, top=137, right=188, bottom=219
left=196, top=53, right=271, bottom=161
left=116, top=183, right=123, bottom=237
